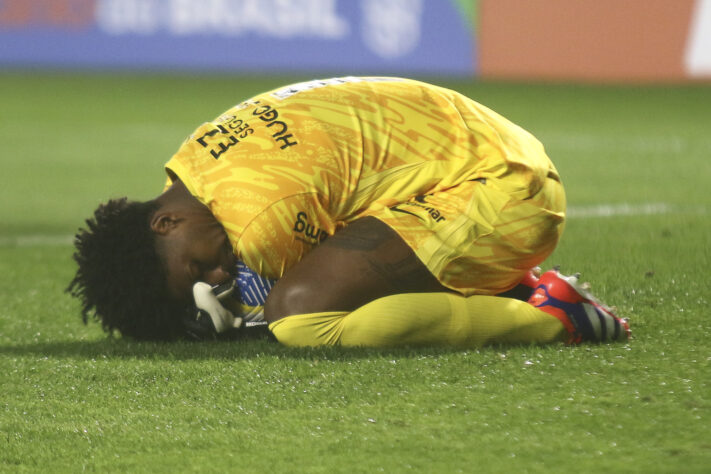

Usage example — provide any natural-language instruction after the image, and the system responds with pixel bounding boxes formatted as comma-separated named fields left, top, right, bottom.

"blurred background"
left=3, top=0, right=709, bottom=80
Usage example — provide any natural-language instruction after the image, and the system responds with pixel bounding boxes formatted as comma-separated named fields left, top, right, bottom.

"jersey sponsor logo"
left=293, top=211, right=329, bottom=243
left=390, top=195, right=446, bottom=223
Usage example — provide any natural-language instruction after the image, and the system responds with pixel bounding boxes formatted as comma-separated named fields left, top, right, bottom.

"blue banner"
left=0, top=0, right=475, bottom=74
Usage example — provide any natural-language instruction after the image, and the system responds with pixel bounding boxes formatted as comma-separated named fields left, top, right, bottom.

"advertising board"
left=0, top=0, right=475, bottom=75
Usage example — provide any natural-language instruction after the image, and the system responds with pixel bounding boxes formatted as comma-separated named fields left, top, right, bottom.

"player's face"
left=159, top=218, right=237, bottom=304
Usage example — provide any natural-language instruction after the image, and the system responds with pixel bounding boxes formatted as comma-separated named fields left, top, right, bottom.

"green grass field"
left=1, top=72, right=709, bottom=473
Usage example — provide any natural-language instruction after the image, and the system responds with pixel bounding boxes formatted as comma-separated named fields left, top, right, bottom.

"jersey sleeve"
left=235, top=193, right=342, bottom=279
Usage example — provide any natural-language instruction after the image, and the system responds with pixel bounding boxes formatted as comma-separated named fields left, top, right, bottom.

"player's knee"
left=264, top=278, right=326, bottom=323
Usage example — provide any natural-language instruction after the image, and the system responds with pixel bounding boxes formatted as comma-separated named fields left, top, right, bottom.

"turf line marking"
left=567, top=202, right=673, bottom=218
left=0, top=235, right=74, bottom=247
left=0, top=203, right=705, bottom=247
left=540, top=132, right=709, bottom=154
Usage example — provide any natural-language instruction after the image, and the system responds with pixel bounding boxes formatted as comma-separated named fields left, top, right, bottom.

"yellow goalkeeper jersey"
left=165, top=77, right=559, bottom=281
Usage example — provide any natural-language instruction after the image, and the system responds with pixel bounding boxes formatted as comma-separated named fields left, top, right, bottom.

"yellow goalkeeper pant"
left=268, top=292, right=565, bottom=347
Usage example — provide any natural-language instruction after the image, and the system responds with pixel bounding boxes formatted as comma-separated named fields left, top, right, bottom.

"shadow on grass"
left=0, top=337, right=490, bottom=362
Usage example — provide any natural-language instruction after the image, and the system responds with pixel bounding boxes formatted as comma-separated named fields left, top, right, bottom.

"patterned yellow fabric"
left=165, top=77, right=565, bottom=294
left=372, top=176, right=565, bottom=295
left=268, top=293, right=565, bottom=348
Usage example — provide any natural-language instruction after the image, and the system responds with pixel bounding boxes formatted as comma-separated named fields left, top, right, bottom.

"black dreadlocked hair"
left=67, top=198, right=186, bottom=341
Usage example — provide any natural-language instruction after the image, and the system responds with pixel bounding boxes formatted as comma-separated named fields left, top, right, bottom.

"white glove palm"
left=192, top=281, right=243, bottom=333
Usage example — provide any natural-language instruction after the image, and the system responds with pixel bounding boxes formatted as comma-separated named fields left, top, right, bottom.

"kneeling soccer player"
left=68, top=76, right=630, bottom=346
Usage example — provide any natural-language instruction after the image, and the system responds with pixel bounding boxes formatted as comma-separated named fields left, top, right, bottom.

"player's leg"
left=264, top=177, right=554, bottom=321
left=263, top=216, right=567, bottom=347
left=268, top=265, right=630, bottom=347
left=263, top=216, right=453, bottom=320
left=263, top=173, right=629, bottom=347
left=269, top=291, right=565, bottom=347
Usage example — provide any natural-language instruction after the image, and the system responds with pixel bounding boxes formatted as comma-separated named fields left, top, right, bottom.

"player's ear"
left=150, top=212, right=182, bottom=235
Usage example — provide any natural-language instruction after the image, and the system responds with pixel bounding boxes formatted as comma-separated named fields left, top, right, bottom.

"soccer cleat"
left=528, top=269, right=630, bottom=344
left=496, top=267, right=542, bottom=301
left=519, top=266, right=542, bottom=290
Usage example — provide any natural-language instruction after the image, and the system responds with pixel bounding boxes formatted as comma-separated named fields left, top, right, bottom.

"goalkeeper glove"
left=194, top=280, right=243, bottom=332
left=182, top=261, right=276, bottom=341
left=183, top=281, right=242, bottom=340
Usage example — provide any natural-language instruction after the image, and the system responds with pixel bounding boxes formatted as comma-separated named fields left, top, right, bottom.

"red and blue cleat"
left=528, top=267, right=631, bottom=344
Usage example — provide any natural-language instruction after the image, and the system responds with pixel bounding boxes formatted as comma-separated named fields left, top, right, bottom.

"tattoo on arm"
left=326, top=218, right=445, bottom=292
